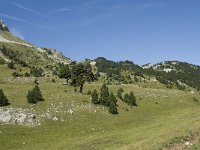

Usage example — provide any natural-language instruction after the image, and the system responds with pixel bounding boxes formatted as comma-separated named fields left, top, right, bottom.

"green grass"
left=1, top=65, right=200, bottom=150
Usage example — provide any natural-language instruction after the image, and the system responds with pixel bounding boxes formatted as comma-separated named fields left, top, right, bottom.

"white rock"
left=185, top=142, right=190, bottom=146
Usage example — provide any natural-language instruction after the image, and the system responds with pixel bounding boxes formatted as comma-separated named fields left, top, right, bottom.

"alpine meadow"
left=1, top=1, right=200, bottom=150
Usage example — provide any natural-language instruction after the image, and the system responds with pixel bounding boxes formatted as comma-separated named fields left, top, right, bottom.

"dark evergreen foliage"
left=123, top=92, right=137, bottom=107
left=108, top=101, right=118, bottom=114
left=12, top=72, right=23, bottom=77
left=27, top=85, right=43, bottom=104
left=109, top=92, right=117, bottom=106
left=0, top=57, right=5, bottom=64
left=129, top=91, right=137, bottom=106
left=0, top=89, right=9, bottom=106
left=58, top=65, right=71, bottom=83
left=99, top=83, right=110, bottom=106
left=117, top=88, right=124, bottom=100
left=30, top=67, right=44, bottom=77
left=0, top=46, right=28, bottom=67
left=87, top=90, right=92, bottom=95
left=95, top=57, right=143, bottom=81
left=8, top=61, right=15, bottom=69
left=70, top=63, right=95, bottom=93
left=91, top=89, right=99, bottom=104
left=144, top=61, right=200, bottom=90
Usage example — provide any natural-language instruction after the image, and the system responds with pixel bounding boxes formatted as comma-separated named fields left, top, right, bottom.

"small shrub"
left=34, top=79, right=39, bottom=85
left=12, top=72, right=23, bottom=77
left=0, top=58, right=5, bottom=64
left=193, top=97, right=199, bottom=102
left=87, top=90, right=92, bottom=95
left=8, top=61, right=15, bottom=69
left=0, top=89, right=10, bottom=106
left=24, top=72, right=30, bottom=77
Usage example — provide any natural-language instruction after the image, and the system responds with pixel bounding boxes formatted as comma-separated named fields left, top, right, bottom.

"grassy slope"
left=1, top=65, right=200, bottom=150
left=0, top=30, right=32, bottom=45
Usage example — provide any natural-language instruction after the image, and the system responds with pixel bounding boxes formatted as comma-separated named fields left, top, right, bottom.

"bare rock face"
left=0, top=19, right=9, bottom=32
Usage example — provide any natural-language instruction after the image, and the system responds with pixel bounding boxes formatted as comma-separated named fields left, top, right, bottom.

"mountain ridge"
left=1, top=19, right=200, bottom=91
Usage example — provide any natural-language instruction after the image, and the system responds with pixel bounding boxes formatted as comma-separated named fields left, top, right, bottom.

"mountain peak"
left=0, top=19, right=9, bottom=32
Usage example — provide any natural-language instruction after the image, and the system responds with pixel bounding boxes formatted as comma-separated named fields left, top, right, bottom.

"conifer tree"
left=91, top=89, right=99, bottom=104
left=108, top=101, right=118, bottom=114
left=117, top=88, right=124, bottom=100
left=99, top=83, right=110, bottom=106
left=129, top=91, right=137, bottom=106
left=27, top=85, right=43, bottom=104
left=0, top=89, right=9, bottom=106
left=123, top=93, right=130, bottom=104
left=109, top=92, right=117, bottom=106
left=33, top=85, right=43, bottom=101
left=123, top=92, right=137, bottom=107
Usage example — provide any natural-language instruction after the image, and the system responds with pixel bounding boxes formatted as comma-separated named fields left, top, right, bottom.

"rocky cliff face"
left=0, top=19, right=9, bottom=32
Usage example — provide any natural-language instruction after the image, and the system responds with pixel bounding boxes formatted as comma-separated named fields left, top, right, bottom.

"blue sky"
left=0, top=0, right=200, bottom=65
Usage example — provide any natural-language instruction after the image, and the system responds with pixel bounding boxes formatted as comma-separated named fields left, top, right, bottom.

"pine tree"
left=117, top=88, right=124, bottom=100
left=99, top=83, right=110, bottom=106
left=0, top=89, right=9, bottom=106
left=108, top=101, right=118, bottom=114
left=109, top=92, right=117, bottom=106
left=91, top=89, right=99, bottom=104
left=27, top=90, right=37, bottom=104
left=123, top=92, right=137, bottom=107
left=129, top=91, right=137, bottom=106
left=123, top=93, right=130, bottom=104
left=33, top=85, right=43, bottom=101
left=27, top=85, right=43, bottom=104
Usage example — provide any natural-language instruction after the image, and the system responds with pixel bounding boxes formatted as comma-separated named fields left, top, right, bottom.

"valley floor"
left=1, top=66, right=200, bottom=149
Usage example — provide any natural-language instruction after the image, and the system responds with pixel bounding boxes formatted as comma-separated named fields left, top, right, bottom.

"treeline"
left=95, top=57, right=143, bottom=81
left=144, top=61, right=200, bottom=90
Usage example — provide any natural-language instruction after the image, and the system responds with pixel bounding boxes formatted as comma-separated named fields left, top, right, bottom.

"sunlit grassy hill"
left=1, top=21, right=200, bottom=150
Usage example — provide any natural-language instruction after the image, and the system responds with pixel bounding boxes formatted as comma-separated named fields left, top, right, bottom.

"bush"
left=8, top=61, right=15, bottom=69
left=193, top=97, right=199, bottom=102
left=87, top=90, right=92, bottom=95
left=12, top=72, right=23, bottom=77
left=0, top=58, right=5, bottom=64
left=34, top=79, right=39, bottom=85
left=0, top=89, right=9, bottom=106
left=27, top=85, right=43, bottom=104
left=52, top=79, right=56, bottom=83
left=30, top=67, right=43, bottom=77
left=24, top=72, right=30, bottom=77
